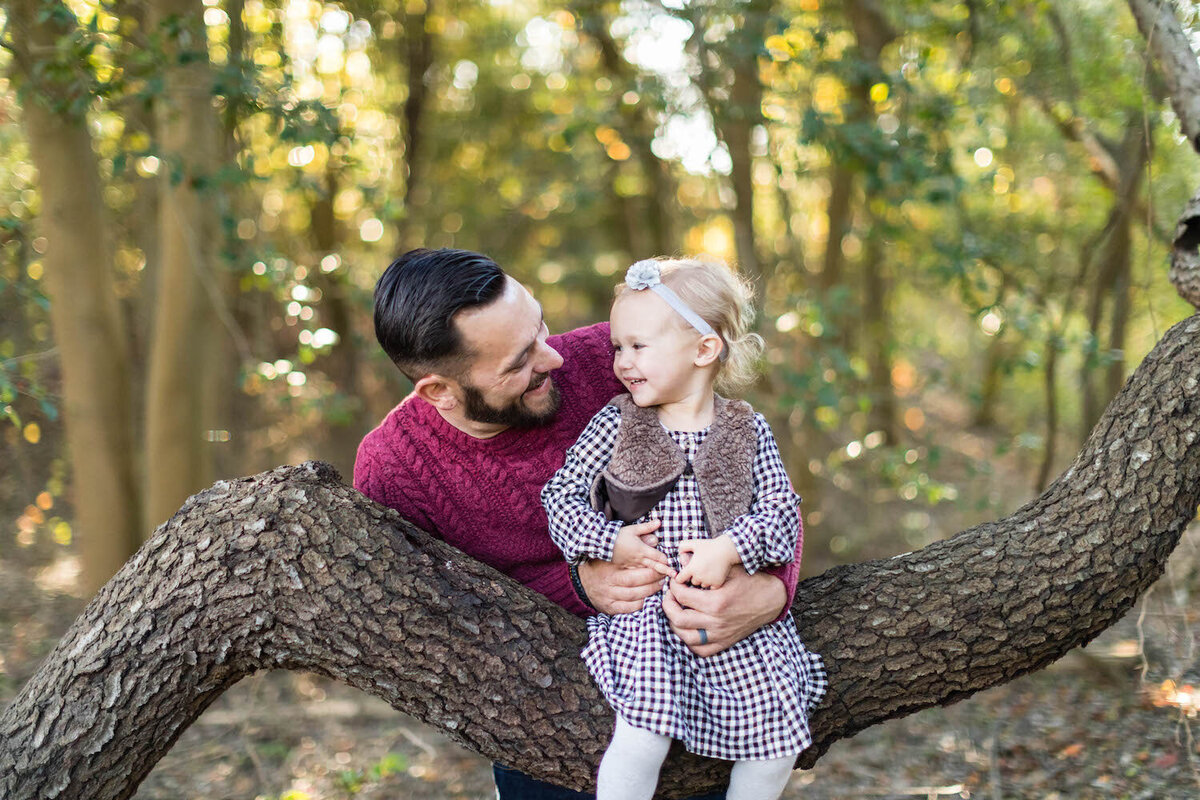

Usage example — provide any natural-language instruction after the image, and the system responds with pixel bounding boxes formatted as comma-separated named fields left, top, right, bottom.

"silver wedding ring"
left=697, top=628, right=708, bottom=645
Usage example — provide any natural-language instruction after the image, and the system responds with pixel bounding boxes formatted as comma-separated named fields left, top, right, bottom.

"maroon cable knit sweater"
left=353, top=322, right=800, bottom=617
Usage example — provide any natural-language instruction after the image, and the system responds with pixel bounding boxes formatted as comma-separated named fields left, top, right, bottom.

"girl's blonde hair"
left=615, top=256, right=764, bottom=395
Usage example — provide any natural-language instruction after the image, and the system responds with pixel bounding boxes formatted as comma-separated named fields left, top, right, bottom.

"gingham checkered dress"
left=543, top=403, right=828, bottom=761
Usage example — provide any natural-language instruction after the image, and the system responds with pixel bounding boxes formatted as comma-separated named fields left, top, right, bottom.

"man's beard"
left=460, top=375, right=562, bottom=428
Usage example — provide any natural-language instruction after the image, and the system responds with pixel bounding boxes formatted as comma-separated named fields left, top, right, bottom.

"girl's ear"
left=413, top=374, right=460, bottom=411
left=694, top=333, right=724, bottom=367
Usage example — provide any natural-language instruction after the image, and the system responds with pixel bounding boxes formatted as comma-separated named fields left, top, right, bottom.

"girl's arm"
left=542, top=406, right=671, bottom=577
left=542, top=405, right=625, bottom=562
left=713, top=413, right=800, bottom=575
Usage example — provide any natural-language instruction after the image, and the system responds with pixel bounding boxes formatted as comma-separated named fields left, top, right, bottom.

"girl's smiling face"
left=610, top=289, right=712, bottom=408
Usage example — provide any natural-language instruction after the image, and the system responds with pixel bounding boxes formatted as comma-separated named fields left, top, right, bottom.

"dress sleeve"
left=541, top=405, right=625, bottom=563
left=720, top=413, right=802, bottom=575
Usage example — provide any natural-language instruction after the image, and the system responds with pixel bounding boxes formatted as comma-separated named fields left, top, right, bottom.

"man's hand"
left=578, top=555, right=666, bottom=615
left=662, top=567, right=786, bottom=657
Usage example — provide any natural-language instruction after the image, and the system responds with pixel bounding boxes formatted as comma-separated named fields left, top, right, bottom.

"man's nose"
left=537, top=341, right=564, bottom=372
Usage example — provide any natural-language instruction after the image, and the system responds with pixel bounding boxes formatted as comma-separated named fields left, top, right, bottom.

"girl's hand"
left=612, top=519, right=674, bottom=577
left=674, top=535, right=740, bottom=589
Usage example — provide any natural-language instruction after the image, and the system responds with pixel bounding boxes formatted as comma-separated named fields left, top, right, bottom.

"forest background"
left=4, top=0, right=1200, bottom=797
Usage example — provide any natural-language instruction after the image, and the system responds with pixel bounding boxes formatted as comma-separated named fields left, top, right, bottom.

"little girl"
left=542, top=257, right=826, bottom=800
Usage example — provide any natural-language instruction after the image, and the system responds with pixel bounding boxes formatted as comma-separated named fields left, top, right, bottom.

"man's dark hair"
left=374, top=248, right=507, bottom=380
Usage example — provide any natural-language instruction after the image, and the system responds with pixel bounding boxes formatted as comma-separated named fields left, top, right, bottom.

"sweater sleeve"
left=541, top=405, right=624, bottom=563
left=763, top=527, right=801, bottom=622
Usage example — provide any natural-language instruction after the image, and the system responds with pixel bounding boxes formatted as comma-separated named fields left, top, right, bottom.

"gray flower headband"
left=624, top=260, right=728, bottom=361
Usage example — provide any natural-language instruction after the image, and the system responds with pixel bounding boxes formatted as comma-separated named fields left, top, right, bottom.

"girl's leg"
left=726, top=755, right=796, bottom=800
left=596, top=715, right=671, bottom=800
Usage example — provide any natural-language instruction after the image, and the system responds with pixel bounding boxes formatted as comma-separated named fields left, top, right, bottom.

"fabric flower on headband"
left=625, top=259, right=663, bottom=291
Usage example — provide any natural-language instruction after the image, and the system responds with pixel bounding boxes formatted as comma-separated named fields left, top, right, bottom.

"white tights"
left=596, top=715, right=795, bottom=800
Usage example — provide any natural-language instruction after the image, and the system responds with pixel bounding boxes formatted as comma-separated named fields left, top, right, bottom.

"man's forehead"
left=456, top=278, right=540, bottom=361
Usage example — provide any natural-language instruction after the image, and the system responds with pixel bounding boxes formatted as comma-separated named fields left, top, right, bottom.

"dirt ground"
left=130, top=649, right=1200, bottom=800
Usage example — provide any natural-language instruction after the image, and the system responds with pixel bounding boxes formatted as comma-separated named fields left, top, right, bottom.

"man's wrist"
left=568, top=561, right=595, bottom=611
left=753, top=569, right=789, bottom=624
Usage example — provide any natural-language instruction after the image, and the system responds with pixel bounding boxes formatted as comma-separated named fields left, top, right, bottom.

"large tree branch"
left=1125, top=0, right=1200, bottom=307
left=1170, top=190, right=1200, bottom=307
left=1126, top=0, right=1200, bottom=153
left=4, top=312, right=1200, bottom=799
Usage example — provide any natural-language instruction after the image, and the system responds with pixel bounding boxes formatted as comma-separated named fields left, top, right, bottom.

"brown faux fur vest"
left=588, top=393, right=758, bottom=537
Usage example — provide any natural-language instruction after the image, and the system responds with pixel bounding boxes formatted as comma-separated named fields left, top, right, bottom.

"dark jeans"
left=492, top=763, right=726, bottom=799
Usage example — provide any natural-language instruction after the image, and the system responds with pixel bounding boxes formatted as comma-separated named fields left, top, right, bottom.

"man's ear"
left=694, top=333, right=724, bottom=367
left=413, top=374, right=459, bottom=411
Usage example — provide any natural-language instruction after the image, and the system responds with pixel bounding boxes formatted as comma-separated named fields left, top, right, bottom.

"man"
left=355, top=248, right=798, bottom=799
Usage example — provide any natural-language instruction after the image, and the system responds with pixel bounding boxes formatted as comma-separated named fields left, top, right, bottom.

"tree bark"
left=6, top=0, right=143, bottom=593
left=6, top=310, right=1200, bottom=798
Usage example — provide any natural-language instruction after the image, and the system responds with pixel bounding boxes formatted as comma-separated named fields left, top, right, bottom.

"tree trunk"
left=687, top=0, right=771, bottom=291
left=1035, top=329, right=1061, bottom=493
left=1080, top=119, right=1147, bottom=439
left=975, top=330, right=1007, bottom=427
left=723, top=57, right=765, bottom=287
left=211, top=0, right=249, bottom=482
left=1106, top=239, right=1133, bottom=402
left=612, top=160, right=651, bottom=258
left=821, top=165, right=854, bottom=295
left=862, top=218, right=896, bottom=443
left=310, top=168, right=365, bottom=479
left=6, top=0, right=143, bottom=594
left=144, top=0, right=224, bottom=527
left=396, top=3, right=435, bottom=249
left=575, top=0, right=678, bottom=256
left=7, top=311, right=1200, bottom=797
left=822, top=0, right=897, bottom=351
left=113, top=0, right=162, bottom=375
